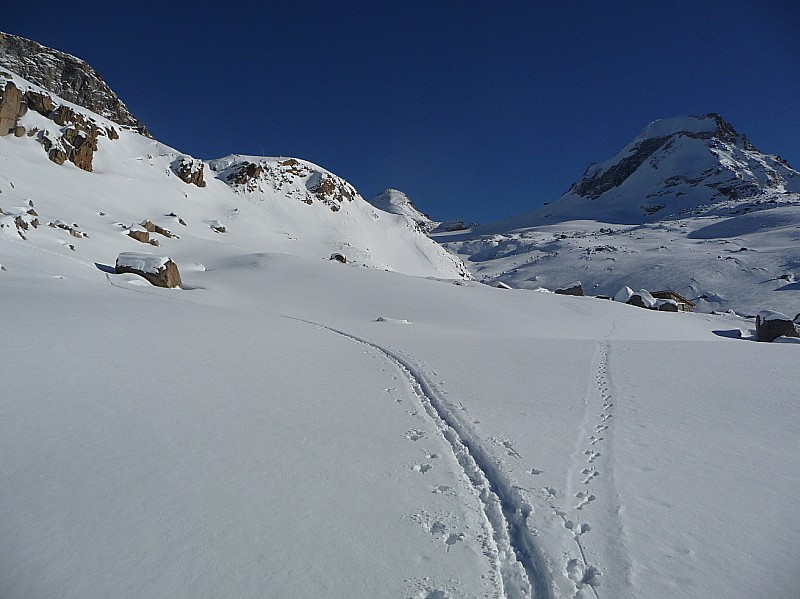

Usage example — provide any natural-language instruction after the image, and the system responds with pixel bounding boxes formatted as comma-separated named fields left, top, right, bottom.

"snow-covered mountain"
left=0, top=39, right=469, bottom=282
left=367, top=187, right=476, bottom=234
left=439, top=114, right=800, bottom=316
left=0, top=31, right=148, bottom=135
left=2, top=35, right=799, bottom=599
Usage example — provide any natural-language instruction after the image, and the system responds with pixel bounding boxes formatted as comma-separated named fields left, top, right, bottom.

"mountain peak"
left=0, top=31, right=149, bottom=136
left=557, top=114, right=798, bottom=220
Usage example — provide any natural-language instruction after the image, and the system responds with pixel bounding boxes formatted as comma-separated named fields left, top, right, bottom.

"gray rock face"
left=0, top=31, right=149, bottom=136
left=554, top=282, right=584, bottom=296
left=755, top=311, right=799, bottom=342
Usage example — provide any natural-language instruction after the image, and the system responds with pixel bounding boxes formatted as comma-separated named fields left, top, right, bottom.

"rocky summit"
left=0, top=31, right=148, bottom=136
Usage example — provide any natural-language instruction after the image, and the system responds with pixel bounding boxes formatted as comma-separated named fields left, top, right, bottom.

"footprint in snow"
left=405, top=430, right=425, bottom=441
left=575, top=492, right=596, bottom=510
left=412, top=463, right=433, bottom=474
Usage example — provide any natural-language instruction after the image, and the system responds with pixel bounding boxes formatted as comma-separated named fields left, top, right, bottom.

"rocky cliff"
left=0, top=31, right=148, bottom=136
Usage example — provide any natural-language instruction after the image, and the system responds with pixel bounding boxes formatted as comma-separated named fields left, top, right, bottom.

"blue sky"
left=7, top=1, right=800, bottom=223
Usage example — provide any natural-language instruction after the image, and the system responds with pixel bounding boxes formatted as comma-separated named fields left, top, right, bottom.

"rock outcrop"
left=0, top=80, right=26, bottom=135
left=115, top=252, right=182, bottom=288
left=0, top=31, right=149, bottom=136
left=172, top=157, right=206, bottom=187
left=554, top=282, right=584, bottom=296
left=755, top=311, right=799, bottom=342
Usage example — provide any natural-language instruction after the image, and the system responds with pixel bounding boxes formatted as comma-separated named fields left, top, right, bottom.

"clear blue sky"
left=7, top=1, right=800, bottom=223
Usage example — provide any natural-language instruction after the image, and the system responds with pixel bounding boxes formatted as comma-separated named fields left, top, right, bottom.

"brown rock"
left=48, top=148, right=67, bottom=165
left=24, top=90, right=56, bottom=116
left=172, top=157, right=206, bottom=187
left=13, top=125, right=24, bottom=137
left=127, top=229, right=150, bottom=243
left=115, top=254, right=182, bottom=288
left=0, top=81, right=25, bottom=135
left=140, top=220, right=173, bottom=237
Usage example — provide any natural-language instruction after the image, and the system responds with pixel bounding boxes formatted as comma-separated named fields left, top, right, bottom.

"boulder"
left=656, top=299, right=679, bottom=312
left=628, top=289, right=657, bottom=309
left=127, top=229, right=150, bottom=244
left=613, top=286, right=634, bottom=303
left=115, top=252, right=182, bottom=288
left=755, top=310, right=799, bottom=342
left=555, top=281, right=584, bottom=296
left=172, top=156, right=206, bottom=187
left=24, top=90, right=56, bottom=116
left=0, top=81, right=25, bottom=135
left=330, top=253, right=347, bottom=264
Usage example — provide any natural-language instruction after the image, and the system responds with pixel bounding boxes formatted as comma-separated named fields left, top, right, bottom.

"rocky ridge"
left=0, top=31, right=148, bottom=136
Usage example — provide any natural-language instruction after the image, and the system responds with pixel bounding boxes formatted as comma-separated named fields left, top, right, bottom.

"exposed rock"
left=330, top=253, right=347, bottom=263
left=24, top=90, right=56, bottom=116
left=628, top=289, right=657, bottom=309
left=0, top=31, right=150, bottom=135
left=140, top=220, right=174, bottom=238
left=13, top=125, right=24, bottom=137
left=0, top=81, right=25, bottom=135
left=656, top=299, right=679, bottom=312
left=61, top=126, right=99, bottom=171
left=310, top=173, right=356, bottom=211
left=115, top=252, right=182, bottom=288
left=172, top=156, right=206, bottom=187
left=555, top=281, right=584, bottom=296
left=755, top=311, right=799, bottom=342
left=227, top=162, right=263, bottom=186
left=48, top=148, right=67, bottom=165
left=210, top=222, right=226, bottom=233
left=127, top=229, right=150, bottom=244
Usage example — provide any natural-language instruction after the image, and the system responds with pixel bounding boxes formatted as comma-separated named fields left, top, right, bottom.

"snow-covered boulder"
left=628, top=289, right=657, bottom=309
left=655, top=299, right=679, bottom=312
left=115, top=252, right=182, bottom=288
left=613, top=286, right=635, bottom=303
left=755, top=310, right=799, bottom=342
left=554, top=281, right=584, bottom=296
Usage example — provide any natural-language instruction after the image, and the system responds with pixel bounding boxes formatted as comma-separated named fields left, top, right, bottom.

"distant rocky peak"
left=0, top=31, right=149, bottom=136
left=568, top=113, right=792, bottom=203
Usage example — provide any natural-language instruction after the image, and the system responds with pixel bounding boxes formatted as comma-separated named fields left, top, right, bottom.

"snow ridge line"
left=291, top=319, right=553, bottom=599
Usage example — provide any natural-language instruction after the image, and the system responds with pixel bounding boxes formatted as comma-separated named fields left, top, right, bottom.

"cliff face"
left=0, top=31, right=149, bottom=136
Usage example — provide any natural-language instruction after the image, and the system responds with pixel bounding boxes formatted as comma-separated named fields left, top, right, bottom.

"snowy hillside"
left=2, top=36, right=799, bottom=599
left=438, top=115, right=800, bottom=316
left=367, top=188, right=476, bottom=234
left=0, top=72, right=469, bottom=281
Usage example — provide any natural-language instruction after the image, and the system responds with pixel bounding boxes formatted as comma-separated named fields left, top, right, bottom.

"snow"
left=116, top=252, right=169, bottom=273
left=1, top=65, right=799, bottom=599
left=758, top=309, right=792, bottom=322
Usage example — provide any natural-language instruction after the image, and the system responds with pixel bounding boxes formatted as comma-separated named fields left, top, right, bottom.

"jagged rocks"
left=0, top=32, right=150, bottom=135
left=228, top=162, right=263, bottom=186
left=330, top=253, right=347, bottom=263
left=140, top=220, right=174, bottom=238
left=0, top=81, right=25, bottom=135
left=24, top=90, right=56, bottom=116
left=555, top=282, right=584, bottom=296
left=755, top=311, right=799, bottom=342
left=310, top=173, right=356, bottom=211
left=172, top=157, right=206, bottom=187
left=127, top=229, right=150, bottom=244
left=115, top=252, right=182, bottom=288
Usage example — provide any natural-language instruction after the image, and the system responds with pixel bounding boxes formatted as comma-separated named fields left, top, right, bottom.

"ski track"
left=290, top=318, right=554, bottom=599
left=100, top=276, right=579, bottom=599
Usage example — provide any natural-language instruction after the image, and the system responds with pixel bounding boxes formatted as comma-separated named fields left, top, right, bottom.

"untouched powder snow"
left=2, top=249, right=798, bottom=599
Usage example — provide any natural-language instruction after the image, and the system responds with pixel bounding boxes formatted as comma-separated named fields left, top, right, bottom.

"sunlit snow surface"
left=1, top=74, right=799, bottom=599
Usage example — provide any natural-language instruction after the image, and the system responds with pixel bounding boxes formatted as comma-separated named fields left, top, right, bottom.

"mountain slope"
left=438, top=115, right=800, bottom=315
left=0, top=67, right=469, bottom=282
left=0, top=31, right=148, bottom=135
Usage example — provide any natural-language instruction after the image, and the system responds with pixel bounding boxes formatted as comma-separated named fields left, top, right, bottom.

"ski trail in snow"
left=288, top=318, right=552, bottom=599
